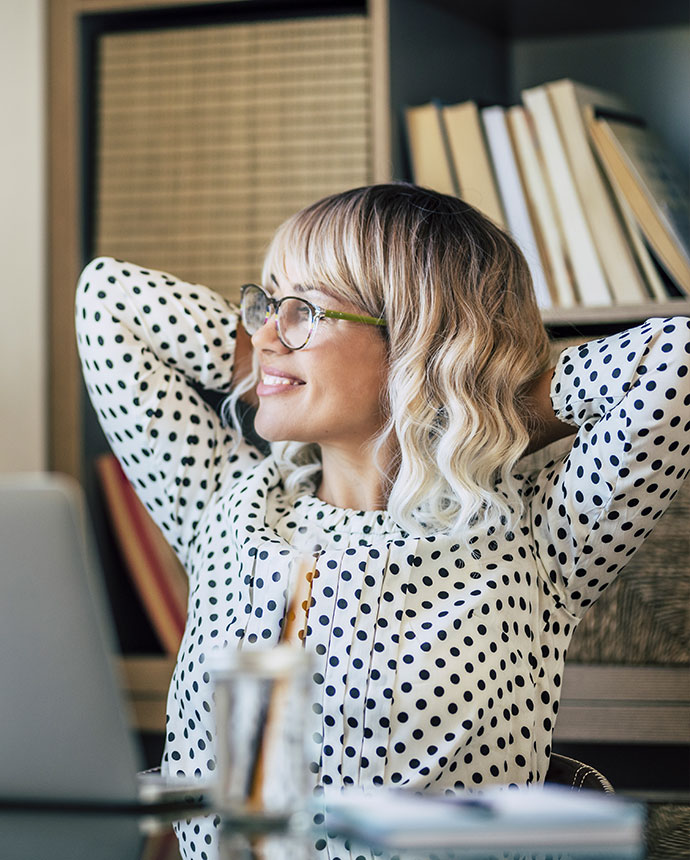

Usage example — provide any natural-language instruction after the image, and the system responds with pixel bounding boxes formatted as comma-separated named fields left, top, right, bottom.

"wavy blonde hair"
left=226, top=183, right=551, bottom=537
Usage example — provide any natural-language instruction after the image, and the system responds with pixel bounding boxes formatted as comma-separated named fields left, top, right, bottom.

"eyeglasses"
left=240, top=283, right=386, bottom=350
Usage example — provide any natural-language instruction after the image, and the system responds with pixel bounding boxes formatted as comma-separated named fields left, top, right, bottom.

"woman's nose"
left=250, top=313, right=290, bottom=353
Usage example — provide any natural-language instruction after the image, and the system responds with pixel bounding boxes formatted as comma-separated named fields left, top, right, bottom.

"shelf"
left=119, top=656, right=690, bottom=744
left=556, top=665, right=690, bottom=744
left=432, top=0, right=689, bottom=38
left=118, top=655, right=176, bottom=733
left=542, top=298, right=690, bottom=329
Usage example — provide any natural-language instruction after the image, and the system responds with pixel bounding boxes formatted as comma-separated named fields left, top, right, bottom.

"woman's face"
left=249, top=265, right=388, bottom=453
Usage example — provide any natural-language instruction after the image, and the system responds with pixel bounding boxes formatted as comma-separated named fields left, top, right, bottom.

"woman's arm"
left=527, top=317, right=690, bottom=617
left=76, top=257, right=263, bottom=565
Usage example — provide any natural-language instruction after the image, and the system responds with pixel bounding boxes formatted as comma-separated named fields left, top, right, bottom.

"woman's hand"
left=232, top=322, right=259, bottom=407
left=522, top=367, right=577, bottom=455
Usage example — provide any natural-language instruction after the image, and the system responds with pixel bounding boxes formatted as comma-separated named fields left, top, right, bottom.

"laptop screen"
left=0, top=474, right=144, bottom=803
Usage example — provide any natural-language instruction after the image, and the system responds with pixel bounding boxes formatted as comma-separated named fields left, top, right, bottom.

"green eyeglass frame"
left=240, top=283, right=386, bottom=350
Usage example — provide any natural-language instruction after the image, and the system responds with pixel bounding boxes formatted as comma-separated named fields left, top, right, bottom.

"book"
left=546, top=79, right=650, bottom=305
left=324, top=785, right=643, bottom=852
left=588, top=109, right=690, bottom=295
left=609, top=178, right=669, bottom=301
left=522, top=83, right=613, bottom=307
left=481, top=105, right=553, bottom=309
left=441, top=100, right=506, bottom=228
left=404, top=100, right=458, bottom=196
left=508, top=104, right=577, bottom=309
left=96, top=453, right=188, bottom=655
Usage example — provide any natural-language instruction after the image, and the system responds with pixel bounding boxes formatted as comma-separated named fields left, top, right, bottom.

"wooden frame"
left=49, top=0, right=221, bottom=479
left=119, top=656, right=690, bottom=743
left=556, top=665, right=690, bottom=745
left=51, top=3, right=689, bottom=770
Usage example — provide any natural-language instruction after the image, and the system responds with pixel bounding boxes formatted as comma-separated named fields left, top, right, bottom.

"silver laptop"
left=0, top=472, right=209, bottom=807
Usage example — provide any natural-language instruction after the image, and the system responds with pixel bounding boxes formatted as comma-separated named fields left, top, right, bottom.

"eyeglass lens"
left=241, top=286, right=314, bottom=349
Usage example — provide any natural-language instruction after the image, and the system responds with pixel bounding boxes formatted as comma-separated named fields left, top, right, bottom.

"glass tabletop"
left=0, top=804, right=658, bottom=860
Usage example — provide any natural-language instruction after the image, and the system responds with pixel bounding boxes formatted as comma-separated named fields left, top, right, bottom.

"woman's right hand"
left=232, top=322, right=258, bottom=407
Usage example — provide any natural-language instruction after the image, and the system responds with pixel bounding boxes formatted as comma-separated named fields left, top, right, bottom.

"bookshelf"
left=541, top=300, right=690, bottom=329
left=379, top=0, right=690, bottom=329
left=48, top=0, right=689, bottom=785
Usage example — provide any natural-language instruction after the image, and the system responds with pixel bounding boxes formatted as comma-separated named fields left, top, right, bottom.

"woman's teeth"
left=263, top=374, right=302, bottom=386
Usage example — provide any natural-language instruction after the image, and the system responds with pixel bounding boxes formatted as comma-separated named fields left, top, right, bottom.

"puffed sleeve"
left=75, top=256, right=263, bottom=566
left=526, top=316, right=690, bottom=617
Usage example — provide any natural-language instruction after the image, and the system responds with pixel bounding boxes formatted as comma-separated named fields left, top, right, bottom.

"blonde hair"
left=226, top=184, right=551, bottom=537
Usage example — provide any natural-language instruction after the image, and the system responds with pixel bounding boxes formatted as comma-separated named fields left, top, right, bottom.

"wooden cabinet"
left=49, top=0, right=690, bottom=478
left=50, top=0, right=689, bottom=786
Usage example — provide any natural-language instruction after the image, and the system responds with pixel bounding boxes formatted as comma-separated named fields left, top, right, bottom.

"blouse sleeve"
left=526, top=316, right=690, bottom=618
left=75, top=256, right=263, bottom=566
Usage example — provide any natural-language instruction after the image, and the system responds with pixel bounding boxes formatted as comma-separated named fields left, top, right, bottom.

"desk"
left=3, top=803, right=683, bottom=860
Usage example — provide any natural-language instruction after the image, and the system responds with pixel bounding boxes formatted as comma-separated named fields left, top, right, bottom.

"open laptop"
left=0, top=472, right=210, bottom=808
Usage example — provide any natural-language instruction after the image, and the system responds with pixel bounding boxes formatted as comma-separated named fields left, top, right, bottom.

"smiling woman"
left=225, top=184, right=555, bottom=534
left=75, top=183, right=690, bottom=801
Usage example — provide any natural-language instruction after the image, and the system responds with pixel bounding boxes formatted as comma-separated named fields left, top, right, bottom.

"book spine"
left=547, top=80, right=649, bottom=305
left=522, top=85, right=612, bottom=307
left=588, top=114, right=690, bottom=294
left=508, top=105, right=576, bottom=309
left=405, top=101, right=458, bottom=196
left=442, top=101, right=506, bottom=228
left=607, top=173, right=669, bottom=301
left=481, top=105, right=552, bottom=310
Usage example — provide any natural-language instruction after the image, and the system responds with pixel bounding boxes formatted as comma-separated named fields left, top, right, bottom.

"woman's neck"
left=317, top=442, right=390, bottom=511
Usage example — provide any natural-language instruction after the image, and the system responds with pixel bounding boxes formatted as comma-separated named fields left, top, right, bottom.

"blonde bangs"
left=261, top=194, right=384, bottom=320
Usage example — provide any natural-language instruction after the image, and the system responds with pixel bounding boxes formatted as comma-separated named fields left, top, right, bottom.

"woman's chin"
left=253, top=417, right=299, bottom=445
left=253, top=402, right=319, bottom=446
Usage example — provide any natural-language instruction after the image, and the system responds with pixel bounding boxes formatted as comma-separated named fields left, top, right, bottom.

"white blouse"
left=76, top=256, right=690, bottom=795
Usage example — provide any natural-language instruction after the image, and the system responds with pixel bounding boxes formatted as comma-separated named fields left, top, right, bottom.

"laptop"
left=0, top=472, right=210, bottom=808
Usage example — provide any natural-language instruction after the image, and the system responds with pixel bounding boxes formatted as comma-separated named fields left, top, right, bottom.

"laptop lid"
left=0, top=473, right=146, bottom=804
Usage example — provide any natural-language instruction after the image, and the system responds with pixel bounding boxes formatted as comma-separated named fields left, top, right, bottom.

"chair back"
left=546, top=752, right=614, bottom=792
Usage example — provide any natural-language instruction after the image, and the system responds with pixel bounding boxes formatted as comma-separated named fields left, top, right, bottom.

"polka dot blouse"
left=76, top=257, right=690, bottom=794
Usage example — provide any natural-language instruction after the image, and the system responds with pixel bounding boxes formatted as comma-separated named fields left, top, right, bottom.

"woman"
left=76, top=183, right=690, bottom=795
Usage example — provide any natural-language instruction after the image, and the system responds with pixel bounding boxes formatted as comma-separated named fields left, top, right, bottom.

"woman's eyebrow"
left=270, top=271, right=346, bottom=304
left=269, top=274, right=310, bottom=295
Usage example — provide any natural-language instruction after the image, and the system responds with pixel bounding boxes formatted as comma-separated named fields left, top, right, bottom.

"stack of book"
left=405, top=79, right=690, bottom=311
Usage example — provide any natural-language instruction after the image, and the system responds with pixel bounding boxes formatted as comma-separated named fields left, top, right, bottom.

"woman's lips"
left=256, top=369, right=305, bottom=396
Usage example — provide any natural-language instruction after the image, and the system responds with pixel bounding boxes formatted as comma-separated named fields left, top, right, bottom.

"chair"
left=546, top=752, right=614, bottom=792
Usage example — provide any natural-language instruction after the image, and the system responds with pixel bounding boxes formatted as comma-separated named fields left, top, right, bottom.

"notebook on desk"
left=0, top=472, right=210, bottom=808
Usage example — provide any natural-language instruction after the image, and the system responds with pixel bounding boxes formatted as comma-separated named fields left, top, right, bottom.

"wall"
left=0, top=0, right=47, bottom=472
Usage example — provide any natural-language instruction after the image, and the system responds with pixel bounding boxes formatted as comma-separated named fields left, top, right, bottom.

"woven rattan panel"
left=567, top=474, right=690, bottom=664
left=95, top=14, right=371, bottom=301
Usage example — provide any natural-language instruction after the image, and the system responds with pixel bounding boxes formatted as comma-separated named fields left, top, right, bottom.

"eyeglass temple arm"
left=322, top=309, right=387, bottom=327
